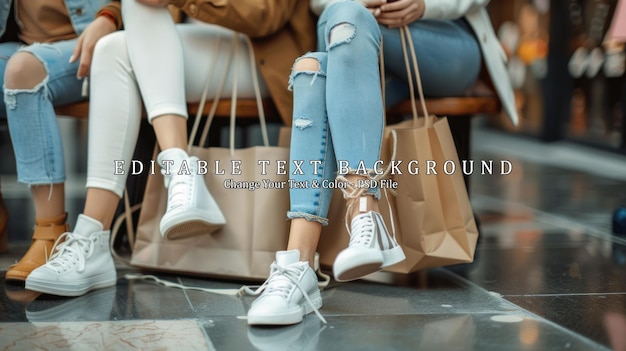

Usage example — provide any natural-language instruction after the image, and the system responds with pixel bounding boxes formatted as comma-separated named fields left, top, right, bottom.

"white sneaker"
left=333, top=211, right=405, bottom=282
left=25, top=215, right=117, bottom=297
left=247, top=250, right=324, bottom=326
left=158, top=148, right=226, bottom=240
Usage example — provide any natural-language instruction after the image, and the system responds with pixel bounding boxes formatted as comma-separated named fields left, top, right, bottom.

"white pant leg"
left=123, top=0, right=269, bottom=117
left=86, top=32, right=143, bottom=198
left=177, top=22, right=269, bottom=103
left=123, top=0, right=188, bottom=120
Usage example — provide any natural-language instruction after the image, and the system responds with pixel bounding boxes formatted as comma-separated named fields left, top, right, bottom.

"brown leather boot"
left=5, top=213, right=68, bottom=281
left=0, top=193, right=8, bottom=253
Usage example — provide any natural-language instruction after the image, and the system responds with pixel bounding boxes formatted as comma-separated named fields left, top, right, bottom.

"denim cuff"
left=287, top=211, right=329, bottom=226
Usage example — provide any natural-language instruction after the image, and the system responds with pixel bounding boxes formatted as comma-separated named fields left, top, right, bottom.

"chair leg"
left=447, top=115, right=472, bottom=196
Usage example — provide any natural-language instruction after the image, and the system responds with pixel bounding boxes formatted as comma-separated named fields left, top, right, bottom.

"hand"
left=356, top=0, right=387, bottom=17
left=136, top=0, right=170, bottom=6
left=70, top=16, right=117, bottom=78
left=377, top=0, right=425, bottom=28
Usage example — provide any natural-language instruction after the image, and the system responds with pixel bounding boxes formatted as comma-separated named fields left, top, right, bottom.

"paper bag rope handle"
left=380, top=25, right=431, bottom=127
left=188, top=33, right=269, bottom=154
left=400, top=25, right=431, bottom=126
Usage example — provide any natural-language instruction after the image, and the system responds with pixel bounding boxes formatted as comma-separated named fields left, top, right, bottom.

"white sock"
left=74, top=214, right=105, bottom=237
left=157, top=148, right=189, bottom=174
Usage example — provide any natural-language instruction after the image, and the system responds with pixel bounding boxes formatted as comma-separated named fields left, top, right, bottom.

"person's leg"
left=122, top=1, right=225, bottom=240
left=247, top=53, right=332, bottom=326
left=380, top=19, right=482, bottom=107
left=322, top=3, right=384, bottom=172
left=248, top=1, right=404, bottom=326
left=284, top=53, right=336, bottom=267
left=83, top=31, right=144, bottom=228
left=322, top=1, right=383, bottom=213
left=316, top=1, right=405, bottom=282
left=3, top=40, right=86, bottom=281
left=5, top=52, right=66, bottom=217
left=24, top=32, right=141, bottom=295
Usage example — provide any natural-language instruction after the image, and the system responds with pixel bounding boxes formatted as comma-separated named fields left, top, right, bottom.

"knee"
left=93, top=32, right=128, bottom=68
left=288, top=54, right=326, bottom=90
left=4, top=52, right=47, bottom=90
left=293, top=57, right=320, bottom=72
left=326, top=2, right=378, bottom=47
left=329, top=23, right=356, bottom=46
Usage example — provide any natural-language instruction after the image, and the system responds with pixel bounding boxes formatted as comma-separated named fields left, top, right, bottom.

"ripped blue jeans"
left=0, top=39, right=85, bottom=184
left=287, top=0, right=481, bottom=224
left=287, top=1, right=383, bottom=224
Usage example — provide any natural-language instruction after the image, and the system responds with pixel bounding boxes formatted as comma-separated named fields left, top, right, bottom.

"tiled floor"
left=1, top=120, right=626, bottom=350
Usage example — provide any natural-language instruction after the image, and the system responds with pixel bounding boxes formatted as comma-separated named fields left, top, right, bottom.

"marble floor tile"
left=0, top=320, right=211, bottom=351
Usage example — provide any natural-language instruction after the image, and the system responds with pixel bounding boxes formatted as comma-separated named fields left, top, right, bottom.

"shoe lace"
left=46, top=232, right=97, bottom=274
left=241, top=263, right=327, bottom=324
left=336, top=150, right=398, bottom=245
left=336, top=173, right=396, bottom=236
left=164, top=169, right=194, bottom=211
left=349, top=214, right=375, bottom=247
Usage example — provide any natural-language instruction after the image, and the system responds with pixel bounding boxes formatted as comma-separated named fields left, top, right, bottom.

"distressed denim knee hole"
left=293, top=57, right=320, bottom=72
left=289, top=55, right=326, bottom=90
left=328, top=23, right=356, bottom=50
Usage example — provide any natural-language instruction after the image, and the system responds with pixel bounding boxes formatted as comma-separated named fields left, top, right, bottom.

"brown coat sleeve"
left=169, top=0, right=297, bottom=38
left=99, top=1, right=184, bottom=29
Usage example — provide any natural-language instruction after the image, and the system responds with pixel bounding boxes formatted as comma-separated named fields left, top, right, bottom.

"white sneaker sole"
left=333, top=245, right=406, bottom=282
left=381, top=245, right=406, bottom=268
left=160, top=208, right=226, bottom=240
left=247, top=289, right=322, bottom=326
left=25, top=270, right=117, bottom=297
left=333, top=248, right=384, bottom=282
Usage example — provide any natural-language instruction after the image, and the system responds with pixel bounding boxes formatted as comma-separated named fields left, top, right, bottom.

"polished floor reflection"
left=1, top=121, right=625, bottom=350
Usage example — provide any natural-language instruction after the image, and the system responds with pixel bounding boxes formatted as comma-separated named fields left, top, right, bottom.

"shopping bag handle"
left=229, top=34, right=270, bottom=150
left=188, top=32, right=269, bottom=155
left=380, top=26, right=431, bottom=128
left=399, top=25, right=431, bottom=127
left=188, top=35, right=233, bottom=151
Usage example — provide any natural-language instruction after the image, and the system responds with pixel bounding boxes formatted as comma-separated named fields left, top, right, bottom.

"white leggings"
left=86, top=1, right=268, bottom=197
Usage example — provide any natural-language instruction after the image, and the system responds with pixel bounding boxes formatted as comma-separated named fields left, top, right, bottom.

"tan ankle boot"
left=5, top=213, right=68, bottom=281
left=0, top=194, right=8, bottom=253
